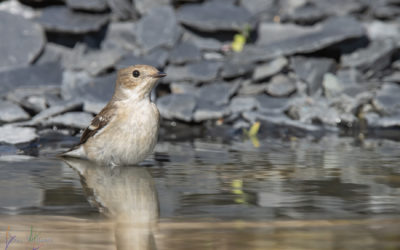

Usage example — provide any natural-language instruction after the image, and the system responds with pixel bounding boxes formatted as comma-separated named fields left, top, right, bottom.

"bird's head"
left=114, top=64, right=166, bottom=100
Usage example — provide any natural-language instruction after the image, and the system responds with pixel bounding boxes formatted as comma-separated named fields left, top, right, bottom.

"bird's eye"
left=132, top=70, right=140, bottom=78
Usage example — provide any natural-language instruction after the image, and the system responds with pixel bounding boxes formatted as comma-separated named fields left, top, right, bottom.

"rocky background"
left=0, top=0, right=400, bottom=152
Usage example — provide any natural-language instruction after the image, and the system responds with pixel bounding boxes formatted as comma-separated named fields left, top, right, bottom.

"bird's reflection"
left=62, top=157, right=158, bottom=250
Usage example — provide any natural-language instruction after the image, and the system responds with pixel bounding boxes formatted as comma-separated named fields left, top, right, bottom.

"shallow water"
left=1, top=136, right=400, bottom=249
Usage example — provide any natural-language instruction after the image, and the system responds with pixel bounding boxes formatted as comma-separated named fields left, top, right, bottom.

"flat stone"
left=365, top=21, right=400, bottom=40
left=266, top=75, right=297, bottom=97
left=243, top=16, right=365, bottom=63
left=0, top=63, right=63, bottom=97
left=64, top=48, right=123, bottom=76
left=102, top=21, right=138, bottom=51
left=322, top=73, right=345, bottom=98
left=107, top=0, right=134, bottom=20
left=31, top=100, right=83, bottom=123
left=256, top=22, right=314, bottom=47
left=36, top=6, right=109, bottom=34
left=177, top=1, right=254, bottom=32
left=341, top=39, right=396, bottom=73
left=182, top=31, right=222, bottom=51
left=170, top=82, right=198, bottom=94
left=229, top=96, right=257, bottom=113
left=283, top=3, right=329, bottom=25
left=0, top=0, right=36, bottom=19
left=157, top=94, right=197, bottom=122
left=291, top=56, right=336, bottom=95
left=169, top=41, right=201, bottom=65
left=193, top=101, right=230, bottom=122
left=0, top=125, right=38, bottom=144
left=373, top=83, right=400, bottom=115
left=254, top=95, right=290, bottom=114
left=0, top=144, right=19, bottom=156
left=61, top=71, right=116, bottom=103
left=66, top=0, right=109, bottom=12
left=35, top=43, right=72, bottom=65
left=314, top=0, right=366, bottom=16
left=365, top=112, right=400, bottom=128
left=0, top=11, right=45, bottom=71
left=238, top=82, right=269, bottom=95
left=253, top=57, right=288, bottom=82
left=165, top=61, right=222, bottom=83
left=43, top=112, right=93, bottom=129
left=240, top=0, right=277, bottom=16
left=6, top=86, right=59, bottom=112
left=384, top=72, right=400, bottom=83
left=134, top=0, right=170, bottom=15
left=195, top=82, right=239, bottom=106
left=136, top=6, right=181, bottom=52
left=373, top=5, right=400, bottom=19
left=0, top=101, right=30, bottom=123
left=221, top=61, right=254, bottom=79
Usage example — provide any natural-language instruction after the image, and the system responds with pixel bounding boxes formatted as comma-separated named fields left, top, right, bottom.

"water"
left=0, top=136, right=400, bottom=249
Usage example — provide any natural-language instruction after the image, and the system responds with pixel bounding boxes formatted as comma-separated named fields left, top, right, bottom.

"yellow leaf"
left=231, top=34, right=246, bottom=52
left=248, top=122, right=260, bottom=137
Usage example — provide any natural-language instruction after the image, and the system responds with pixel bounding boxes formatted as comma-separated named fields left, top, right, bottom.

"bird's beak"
left=153, top=71, right=167, bottom=78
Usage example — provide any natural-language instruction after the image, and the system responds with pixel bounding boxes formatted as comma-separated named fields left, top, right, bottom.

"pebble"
left=253, top=57, right=288, bottom=82
left=266, top=75, right=297, bottom=97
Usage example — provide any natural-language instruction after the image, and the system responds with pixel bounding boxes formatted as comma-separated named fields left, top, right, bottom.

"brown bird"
left=62, top=65, right=166, bottom=166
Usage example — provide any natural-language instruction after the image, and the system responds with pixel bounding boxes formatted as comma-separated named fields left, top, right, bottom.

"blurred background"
left=1, top=0, right=400, bottom=249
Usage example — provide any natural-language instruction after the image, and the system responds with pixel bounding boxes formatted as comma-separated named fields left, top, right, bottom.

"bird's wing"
left=79, top=103, right=116, bottom=145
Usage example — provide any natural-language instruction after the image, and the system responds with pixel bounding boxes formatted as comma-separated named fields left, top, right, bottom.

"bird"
left=61, top=64, right=166, bottom=166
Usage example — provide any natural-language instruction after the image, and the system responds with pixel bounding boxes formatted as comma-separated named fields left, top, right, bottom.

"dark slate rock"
left=35, top=43, right=72, bottom=65
left=240, top=0, right=277, bottom=16
left=193, top=101, right=230, bottom=122
left=30, top=100, right=83, bottom=123
left=102, top=21, right=138, bottom=51
left=0, top=125, right=38, bottom=144
left=341, top=39, right=395, bottom=73
left=36, top=6, right=109, bottom=34
left=0, top=101, right=30, bottom=123
left=195, top=82, right=239, bottom=106
left=136, top=6, right=181, bottom=52
left=134, top=0, right=170, bottom=15
left=373, top=5, right=400, bottom=19
left=64, top=48, right=123, bottom=76
left=157, top=94, right=196, bottom=122
left=366, top=112, right=400, bottom=128
left=43, top=112, right=93, bottom=129
left=252, top=57, right=288, bottom=82
left=61, top=71, right=116, bottom=103
left=117, top=48, right=169, bottom=69
left=182, top=31, right=222, bottom=51
left=243, top=16, right=365, bottom=63
left=336, top=68, right=365, bottom=85
left=0, top=144, right=19, bottom=156
left=229, top=96, right=257, bottom=113
left=315, top=0, right=366, bottom=16
left=107, top=0, right=135, bottom=20
left=266, top=75, right=297, bottom=97
left=165, top=61, right=222, bottom=83
left=254, top=94, right=290, bottom=114
left=322, top=73, right=345, bottom=98
left=169, top=41, right=201, bottom=65
left=256, top=22, right=313, bottom=47
left=177, top=1, right=254, bottom=32
left=0, top=11, right=45, bottom=71
left=365, top=21, right=400, bottom=40
left=221, top=61, right=254, bottom=79
left=0, top=63, right=62, bottom=97
left=283, top=3, right=329, bottom=25
left=6, top=86, right=59, bottom=113
left=291, top=56, right=336, bottom=95
left=170, top=82, right=198, bottom=94
left=373, top=83, right=400, bottom=115
left=384, top=72, right=400, bottom=83
left=238, top=82, right=269, bottom=95
left=66, top=0, right=109, bottom=12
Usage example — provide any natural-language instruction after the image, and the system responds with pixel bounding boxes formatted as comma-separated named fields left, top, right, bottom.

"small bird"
left=62, top=65, right=166, bottom=166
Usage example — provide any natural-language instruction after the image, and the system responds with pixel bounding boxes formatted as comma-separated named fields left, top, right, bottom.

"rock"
left=66, top=0, right=109, bottom=12
left=0, top=0, right=36, bottom=19
left=61, top=71, right=116, bottom=103
left=0, top=11, right=45, bottom=71
left=365, top=112, right=400, bottom=128
left=373, top=5, right=400, bottom=19
left=35, top=43, right=72, bottom=65
left=266, top=75, right=297, bottom=97
left=341, top=39, right=396, bottom=73
left=291, top=56, right=336, bottom=95
left=365, top=21, right=400, bottom=40
left=254, top=95, right=291, bottom=114
left=240, top=0, right=277, bottom=16
left=0, top=125, right=38, bottom=144
left=384, top=72, right=400, bottom=83
left=157, top=94, right=197, bottom=122
left=256, top=22, right=313, bottom=46
left=102, top=21, right=138, bottom=51
left=193, top=101, right=230, bottom=122
left=284, top=3, right=329, bottom=25
left=0, top=63, right=63, bottom=97
left=136, top=6, right=181, bottom=52
left=238, top=82, right=269, bottom=95
left=116, top=47, right=170, bottom=69
left=336, top=68, right=365, bottom=85
left=322, top=73, right=345, bottom=98
left=6, top=86, right=59, bottom=112
left=221, top=61, right=254, bottom=79
left=313, top=0, right=366, bottom=16
left=242, top=16, right=365, bottom=63
left=170, top=82, right=198, bottom=94
left=36, top=6, right=109, bottom=34
left=229, top=96, right=257, bottom=113
left=107, top=0, right=134, bottom=20
left=177, top=1, right=254, bottom=32
left=64, top=48, right=123, bottom=76
left=84, top=101, right=106, bottom=114
left=195, top=82, right=239, bottom=106
left=31, top=100, right=83, bottom=123
left=373, top=83, right=400, bottom=115
left=182, top=31, right=222, bottom=51
left=253, top=57, right=288, bottom=82
left=169, top=41, right=201, bottom=65
left=0, top=101, right=30, bottom=123
left=165, top=61, right=222, bottom=83
left=134, top=0, right=170, bottom=15
left=0, top=144, right=19, bottom=156
left=43, top=112, right=93, bottom=129
left=23, top=96, right=48, bottom=113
